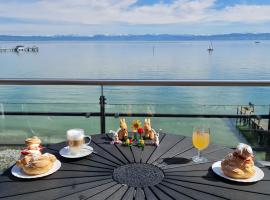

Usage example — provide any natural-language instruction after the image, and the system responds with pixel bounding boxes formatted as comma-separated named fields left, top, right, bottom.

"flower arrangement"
left=131, top=120, right=142, bottom=141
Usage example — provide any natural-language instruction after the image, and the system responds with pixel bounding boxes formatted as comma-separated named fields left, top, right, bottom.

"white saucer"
left=11, top=159, right=61, bottom=179
left=212, top=161, right=264, bottom=183
left=59, top=146, right=93, bottom=158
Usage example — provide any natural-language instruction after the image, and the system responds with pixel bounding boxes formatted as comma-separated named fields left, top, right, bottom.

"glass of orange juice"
left=192, top=127, right=210, bottom=163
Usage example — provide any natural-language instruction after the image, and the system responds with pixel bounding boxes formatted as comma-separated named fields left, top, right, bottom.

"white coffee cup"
left=66, top=129, right=91, bottom=155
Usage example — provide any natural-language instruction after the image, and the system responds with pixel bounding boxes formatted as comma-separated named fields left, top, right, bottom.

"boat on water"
left=207, top=41, right=214, bottom=51
left=14, top=45, right=25, bottom=52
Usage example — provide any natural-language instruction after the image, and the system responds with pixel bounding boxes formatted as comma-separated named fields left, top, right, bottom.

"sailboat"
left=207, top=41, right=214, bottom=51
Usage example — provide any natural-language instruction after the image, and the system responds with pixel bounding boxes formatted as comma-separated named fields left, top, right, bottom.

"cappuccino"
left=67, top=129, right=91, bottom=155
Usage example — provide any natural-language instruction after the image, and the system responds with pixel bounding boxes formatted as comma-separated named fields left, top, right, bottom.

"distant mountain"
left=1, top=33, right=270, bottom=41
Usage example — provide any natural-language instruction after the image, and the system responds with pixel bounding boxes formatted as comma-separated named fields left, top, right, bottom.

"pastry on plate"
left=16, top=136, right=57, bottom=176
left=16, top=153, right=56, bottom=175
left=221, top=143, right=255, bottom=179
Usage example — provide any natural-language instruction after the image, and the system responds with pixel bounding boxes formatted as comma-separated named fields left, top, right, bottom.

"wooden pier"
left=0, top=45, right=38, bottom=53
left=236, top=102, right=269, bottom=146
left=237, top=103, right=269, bottom=130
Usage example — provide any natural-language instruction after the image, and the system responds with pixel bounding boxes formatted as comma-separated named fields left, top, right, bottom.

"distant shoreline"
left=1, top=33, right=270, bottom=41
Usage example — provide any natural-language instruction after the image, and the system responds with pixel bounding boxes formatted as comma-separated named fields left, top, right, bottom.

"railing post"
left=236, top=106, right=239, bottom=125
left=99, top=85, right=106, bottom=134
left=268, top=105, right=270, bottom=131
left=266, top=105, right=270, bottom=161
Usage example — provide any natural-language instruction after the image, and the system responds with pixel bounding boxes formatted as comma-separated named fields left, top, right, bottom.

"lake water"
left=0, top=41, right=269, bottom=147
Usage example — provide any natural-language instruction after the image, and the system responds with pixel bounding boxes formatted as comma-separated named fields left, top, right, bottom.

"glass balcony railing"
left=1, top=103, right=268, bottom=146
left=0, top=79, right=269, bottom=168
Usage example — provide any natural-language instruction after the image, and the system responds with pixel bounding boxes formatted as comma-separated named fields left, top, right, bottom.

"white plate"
left=11, top=159, right=61, bottom=179
left=212, top=161, right=264, bottom=182
left=59, top=145, right=93, bottom=158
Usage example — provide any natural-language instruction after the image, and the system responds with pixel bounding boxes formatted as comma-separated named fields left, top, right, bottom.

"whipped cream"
left=236, top=143, right=253, bottom=155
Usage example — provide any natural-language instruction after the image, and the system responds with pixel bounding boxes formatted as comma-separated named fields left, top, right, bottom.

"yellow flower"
left=131, top=120, right=141, bottom=131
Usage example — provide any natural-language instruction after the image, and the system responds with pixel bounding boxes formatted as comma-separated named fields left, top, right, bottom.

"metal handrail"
left=0, top=79, right=270, bottom=86
left=2, top=111, right=269, bottom=119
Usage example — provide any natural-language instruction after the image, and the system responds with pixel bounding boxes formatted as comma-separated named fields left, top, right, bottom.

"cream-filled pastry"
left=221, top=143, right=255, bottom=179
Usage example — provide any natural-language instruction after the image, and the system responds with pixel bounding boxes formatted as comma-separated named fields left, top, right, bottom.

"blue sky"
left=1, top=0, right=270, bottom=35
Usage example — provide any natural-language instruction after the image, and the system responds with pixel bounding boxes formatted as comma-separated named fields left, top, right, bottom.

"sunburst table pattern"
left=0, top=133, right=270, bottom=200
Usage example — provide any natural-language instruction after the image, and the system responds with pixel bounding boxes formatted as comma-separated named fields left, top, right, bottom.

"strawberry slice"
left=21, top=151, right=29, bottom=155
left=245, top=157, right=252, bottom=163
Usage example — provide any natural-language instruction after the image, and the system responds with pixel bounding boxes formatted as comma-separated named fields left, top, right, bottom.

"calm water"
left=0, top=41, right=269, bottom=146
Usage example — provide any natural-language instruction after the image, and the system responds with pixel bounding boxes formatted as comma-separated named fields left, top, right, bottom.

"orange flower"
left=131, top=120, right=141, bottom=131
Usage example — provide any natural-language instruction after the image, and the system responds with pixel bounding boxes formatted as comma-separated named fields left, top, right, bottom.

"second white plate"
left=59, top=146, right=93, bottom=158
left=212, top=161, right=264, bottom=183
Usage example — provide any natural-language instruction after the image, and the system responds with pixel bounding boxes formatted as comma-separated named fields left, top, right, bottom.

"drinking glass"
left=192, top=127, right=210, bottom=163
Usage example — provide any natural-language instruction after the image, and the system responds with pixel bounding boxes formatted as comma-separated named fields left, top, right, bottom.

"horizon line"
left=1, top=32, right=270, bottom=37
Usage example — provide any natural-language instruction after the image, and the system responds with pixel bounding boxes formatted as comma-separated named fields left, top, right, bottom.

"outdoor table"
left=0, top=133, right=270, bottom=200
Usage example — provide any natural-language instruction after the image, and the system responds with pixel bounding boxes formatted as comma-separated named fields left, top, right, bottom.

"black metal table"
left=1, top=133, right=270, bottom=200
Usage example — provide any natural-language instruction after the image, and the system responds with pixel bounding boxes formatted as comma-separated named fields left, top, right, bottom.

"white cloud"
left=0, top=0, right=214, bottom=24
left=211, top=5, right=270, bottom=23
left=0, top=0, right=270, bottom=34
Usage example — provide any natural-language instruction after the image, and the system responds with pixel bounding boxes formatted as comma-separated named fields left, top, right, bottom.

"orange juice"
left=192, top=131, right=210, bottom=150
